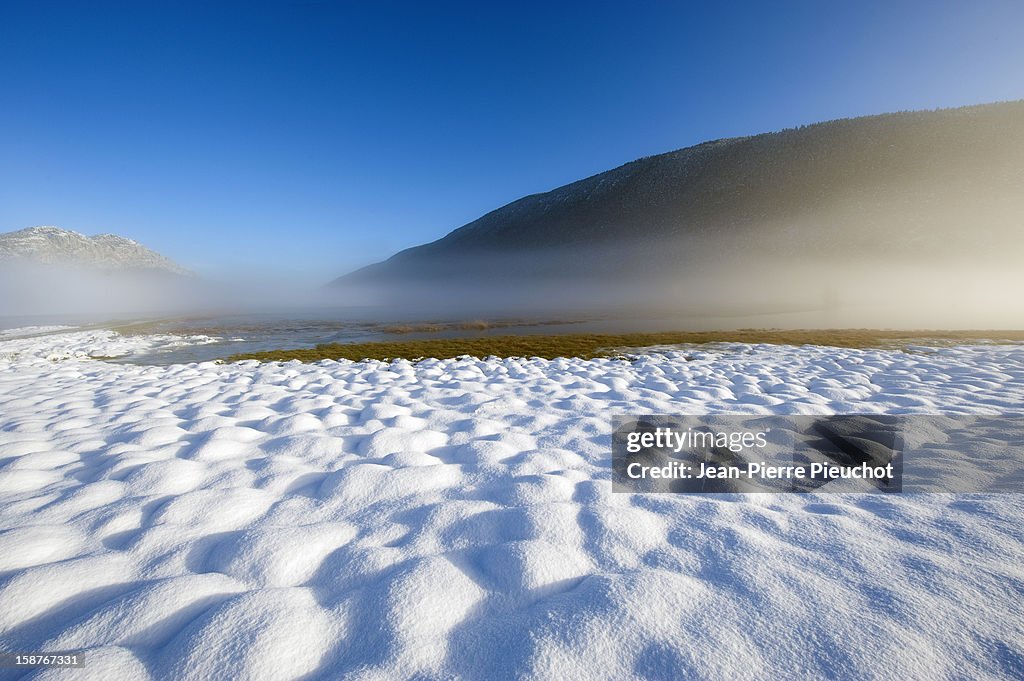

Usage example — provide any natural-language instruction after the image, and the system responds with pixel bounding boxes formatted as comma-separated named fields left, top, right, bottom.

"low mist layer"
left=0, top=262, right=343, bottom=322
left=337, top=253, right=1024, bottom=330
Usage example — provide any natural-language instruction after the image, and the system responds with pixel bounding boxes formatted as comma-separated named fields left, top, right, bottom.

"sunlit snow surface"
left=1, top=329, right=1023, bottom=680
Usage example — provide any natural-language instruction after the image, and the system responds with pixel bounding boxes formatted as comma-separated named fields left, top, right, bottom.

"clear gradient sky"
left=2, top=1, right=1023, bottom=280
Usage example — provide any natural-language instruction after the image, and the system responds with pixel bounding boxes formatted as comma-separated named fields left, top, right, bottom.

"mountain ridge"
left=0, top=226, right=188, bottom=275
left=336, top=100, right=1024, bottom=289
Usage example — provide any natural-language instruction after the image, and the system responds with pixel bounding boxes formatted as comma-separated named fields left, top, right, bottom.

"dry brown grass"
left=226, top=329, right=1024, bottom=363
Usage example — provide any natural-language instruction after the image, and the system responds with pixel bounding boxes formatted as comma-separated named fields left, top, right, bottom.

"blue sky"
left=2, top=1, right=1022, bottom=280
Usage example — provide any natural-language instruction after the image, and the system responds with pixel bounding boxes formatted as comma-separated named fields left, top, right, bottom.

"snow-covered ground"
left=1, top=328, right=1023, bottom=680
left=0, top=329, right=223, bottom=364
left=0, top=325, right=77, bottom=339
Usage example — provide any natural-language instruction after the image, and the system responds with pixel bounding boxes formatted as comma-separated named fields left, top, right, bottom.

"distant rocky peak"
left=0, top=226, right=188, bottom=275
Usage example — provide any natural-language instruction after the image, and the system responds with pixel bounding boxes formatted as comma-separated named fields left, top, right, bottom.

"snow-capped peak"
left=0, top=226, right=187, bottom=274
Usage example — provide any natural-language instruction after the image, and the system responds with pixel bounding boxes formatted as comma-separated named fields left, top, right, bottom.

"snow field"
left=0, top=330, right=1023, bottom=679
